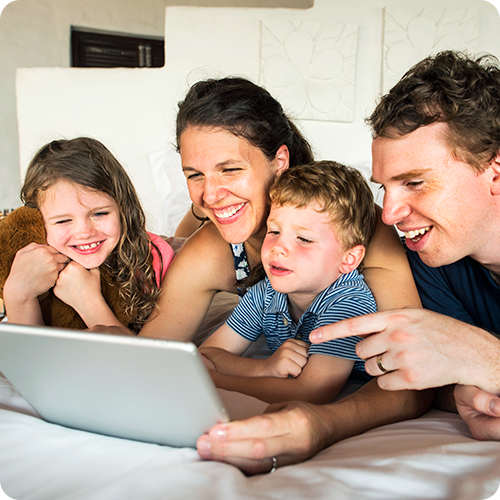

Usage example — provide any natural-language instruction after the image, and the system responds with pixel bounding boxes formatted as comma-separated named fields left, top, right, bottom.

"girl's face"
left=39, top=180, right=121, bottom=269
left=179, top=126, right=289, bottom=245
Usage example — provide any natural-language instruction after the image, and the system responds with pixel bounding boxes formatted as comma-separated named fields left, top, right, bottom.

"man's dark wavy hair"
left=367, top=50, right=500, bottom=172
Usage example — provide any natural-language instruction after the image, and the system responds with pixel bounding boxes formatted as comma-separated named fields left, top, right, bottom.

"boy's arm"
left=200, top=323, right=262, bottom=376
left=201, top=324, right=310, bottom=378
left=210, top=354, right=354, bottom=404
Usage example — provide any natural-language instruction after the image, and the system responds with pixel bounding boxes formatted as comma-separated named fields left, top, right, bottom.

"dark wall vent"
left=71, top=27, right=165, bottom=68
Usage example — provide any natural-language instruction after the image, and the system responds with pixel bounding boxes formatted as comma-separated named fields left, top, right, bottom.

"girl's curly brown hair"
left=21, top=137, right=162, bottom=332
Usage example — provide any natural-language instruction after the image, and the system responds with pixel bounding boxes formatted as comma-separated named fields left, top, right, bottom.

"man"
left=196, top=50, right=500, bottom=473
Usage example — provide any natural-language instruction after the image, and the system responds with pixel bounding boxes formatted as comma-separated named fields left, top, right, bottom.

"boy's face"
left=261, top=203, right=349, bottom=300
left=40, top=180, right=121, bottom=269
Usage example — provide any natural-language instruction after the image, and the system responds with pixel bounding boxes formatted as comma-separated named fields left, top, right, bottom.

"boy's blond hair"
left=269, top=161, right=376, bottom=250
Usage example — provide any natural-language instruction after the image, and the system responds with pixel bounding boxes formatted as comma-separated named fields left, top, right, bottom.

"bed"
left=1, top=151, right=500, bottom=500
left=1, top=290, right=500, bottom=500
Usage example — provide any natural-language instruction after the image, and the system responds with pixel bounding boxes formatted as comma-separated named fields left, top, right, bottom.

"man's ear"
left=489, top=154, right=500, bottom=195
left=274, top=144, right=290, bottom=177
left=339, top=245, right=365, bottom=274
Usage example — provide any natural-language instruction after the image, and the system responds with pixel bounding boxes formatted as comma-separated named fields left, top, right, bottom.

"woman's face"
left=179, top=126, right=289, bottom=244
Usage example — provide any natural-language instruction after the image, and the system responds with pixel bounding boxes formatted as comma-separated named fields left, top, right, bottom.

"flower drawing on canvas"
left=260, top=19, right=358, bottom=122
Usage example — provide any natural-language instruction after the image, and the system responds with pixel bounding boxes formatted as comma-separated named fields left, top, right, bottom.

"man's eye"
left=186, top=173, right=202, bottom=180
left=406, top=181, right=424, bottom=188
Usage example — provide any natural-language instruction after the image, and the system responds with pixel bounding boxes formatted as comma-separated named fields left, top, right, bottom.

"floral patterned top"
left=230, top=243, right=250, bottom=297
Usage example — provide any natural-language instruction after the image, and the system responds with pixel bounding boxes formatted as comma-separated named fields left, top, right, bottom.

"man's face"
left=371, top=122, right=495, bottom=268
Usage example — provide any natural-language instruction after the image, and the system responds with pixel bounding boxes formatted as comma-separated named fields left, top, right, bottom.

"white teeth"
left=404, top=227, right=430, bottom=239
left=214, top=203, right=244, bottom=219
left=76, top=241, right=101, bottom=250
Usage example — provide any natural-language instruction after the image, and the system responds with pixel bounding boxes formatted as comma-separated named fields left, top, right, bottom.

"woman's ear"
left=339, top=245, right=365, bottom=274
left=274, top=145, right=290, bottom=177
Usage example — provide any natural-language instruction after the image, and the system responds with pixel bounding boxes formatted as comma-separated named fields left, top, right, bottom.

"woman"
left=138, top=77, right=432, bottom=474
left=140, top=77, right=420, bottom=341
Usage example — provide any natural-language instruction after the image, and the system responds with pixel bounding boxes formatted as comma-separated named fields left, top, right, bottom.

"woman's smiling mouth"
left=212, top=203, right=246, bottom=221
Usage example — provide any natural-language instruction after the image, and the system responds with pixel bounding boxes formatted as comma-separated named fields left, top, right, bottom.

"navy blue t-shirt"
left=406, top=249, right=500, bottom=336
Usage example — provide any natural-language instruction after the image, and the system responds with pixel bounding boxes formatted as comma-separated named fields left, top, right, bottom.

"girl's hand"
left=263, top=339, right=309, bottom=378
left=5, top=242, right=69, bottom=301
left=54, top=261, right=102, bottom=311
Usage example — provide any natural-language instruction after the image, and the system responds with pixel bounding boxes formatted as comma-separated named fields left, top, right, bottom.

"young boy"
left=199, top=161, right=377, bottom=404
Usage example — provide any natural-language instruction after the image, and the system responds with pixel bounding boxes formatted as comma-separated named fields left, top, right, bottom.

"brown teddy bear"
left=0, top=206, right=130, bottom=329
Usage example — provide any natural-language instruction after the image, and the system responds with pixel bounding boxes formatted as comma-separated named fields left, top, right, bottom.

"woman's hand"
left=262, top=339, right=310, bottom=378
left=196, top=400, right=332, bottom=475
left=455, top=385, right=500, bottom=441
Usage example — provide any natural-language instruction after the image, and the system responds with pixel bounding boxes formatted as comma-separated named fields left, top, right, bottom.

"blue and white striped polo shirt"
left=226, top=270, right=376, bottom=379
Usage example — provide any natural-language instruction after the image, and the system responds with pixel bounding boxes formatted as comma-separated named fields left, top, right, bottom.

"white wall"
left=10, top=0, right=500, bottom=232
left=0, top=0, right=312, bottom=212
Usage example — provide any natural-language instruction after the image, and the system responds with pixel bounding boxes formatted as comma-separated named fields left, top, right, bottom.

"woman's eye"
left=223, top=168, right=241, bottom=174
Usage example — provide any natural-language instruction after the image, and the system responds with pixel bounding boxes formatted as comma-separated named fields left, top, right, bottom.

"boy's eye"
left=267, top=230, right=280, bottom=236
left=93, top=211, right=108, bottom=217
left=298, top=236, right=313, bottom=244
left=55, top=219, right=71, bottom=225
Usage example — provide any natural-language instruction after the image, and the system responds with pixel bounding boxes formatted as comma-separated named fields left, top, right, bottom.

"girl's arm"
left=363, top=205, right=421, bottom=310
left=53, top=262, right=125, bottom=329
left=210, top=354, right=354, bottom=405
left=140, top=223, right=238, bottom=341
left=3, top=243, right=68, bottom=325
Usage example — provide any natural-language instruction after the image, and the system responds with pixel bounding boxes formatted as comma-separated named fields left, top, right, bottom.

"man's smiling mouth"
left=404, top=227, right=430, bottom=241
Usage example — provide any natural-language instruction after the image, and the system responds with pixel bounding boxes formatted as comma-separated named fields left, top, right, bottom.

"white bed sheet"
left=1, top=369, right=500, bottom=500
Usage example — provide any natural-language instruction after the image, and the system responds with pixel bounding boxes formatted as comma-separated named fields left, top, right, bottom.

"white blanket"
left=1, top=370, right=499, bottom=500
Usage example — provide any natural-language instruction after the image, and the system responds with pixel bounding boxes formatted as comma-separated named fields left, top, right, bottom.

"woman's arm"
left=197, top=379, right=434, bottom=475
left=363, top=205, right=421, bottom=310
left=140, top=223, right=237, bottom=341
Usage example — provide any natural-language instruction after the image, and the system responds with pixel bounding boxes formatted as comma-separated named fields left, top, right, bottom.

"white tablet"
left=0, top=322, right=229, bottom=447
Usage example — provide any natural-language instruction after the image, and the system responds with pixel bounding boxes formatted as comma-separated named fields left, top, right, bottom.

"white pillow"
left=148, top=149, right=191, bottom=236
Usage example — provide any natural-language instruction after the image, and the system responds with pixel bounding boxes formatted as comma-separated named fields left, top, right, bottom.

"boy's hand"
left=263, top=339, right=309, bottom=378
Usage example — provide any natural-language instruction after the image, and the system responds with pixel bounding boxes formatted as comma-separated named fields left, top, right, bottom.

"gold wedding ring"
left=376, top=354, right=388, bottom=373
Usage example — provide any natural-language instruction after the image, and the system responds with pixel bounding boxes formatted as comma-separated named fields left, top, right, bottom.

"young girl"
left=3, top=137, right=174, bottom=333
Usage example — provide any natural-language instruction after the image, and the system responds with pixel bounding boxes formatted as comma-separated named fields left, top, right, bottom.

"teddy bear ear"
left=0, top=207, right=47, bottom=294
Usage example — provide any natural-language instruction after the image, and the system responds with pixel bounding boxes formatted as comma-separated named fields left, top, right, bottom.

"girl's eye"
left=55, top=219, right=71, bottom=225
left=267, top=230, right=280, bottom=236
left=93, top=211, right=108, bottom=217
left=298, top=236, right=313, bottom=244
